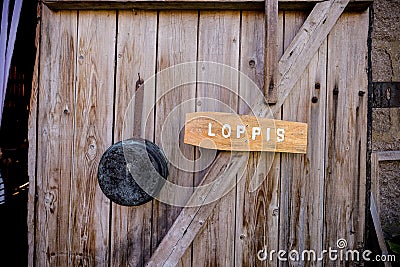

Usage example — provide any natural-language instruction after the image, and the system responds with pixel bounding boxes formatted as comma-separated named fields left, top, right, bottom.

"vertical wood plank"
left=111, top=10, right=157, bottom=267
left=280, top=10, right=327, bottom=267
left=325, top=11, right=368, bottom=261
left=71, top=10, right=116, bottom=266
left=196, top=11, right=240, bottom=115
left=278, top=13, right=306, bottom=266
left=353, top=11, right=368, bottom=254
left=264, top=0, right=279, bottom=103
left=235, top=10, right=283, bottom=267
left=34, top=6, right=77, bottom=267
left=152, top=11, right=198, bottom=267
left=192, top=10, right=240, bottom=266
left=27, top=3, right=41, bottom=266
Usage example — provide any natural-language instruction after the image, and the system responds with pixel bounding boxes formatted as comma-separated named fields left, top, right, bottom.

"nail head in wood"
left=333, top=87, right=339, bottom=95
left=136, top=72, right=144, bottom=91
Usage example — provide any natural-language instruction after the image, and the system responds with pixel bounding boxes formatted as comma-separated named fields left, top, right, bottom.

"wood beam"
left=43, top=0, right=371, bottom=11
left=145, top=0, right=351, bottom=266
left=264, top=0, right=279, bottom=103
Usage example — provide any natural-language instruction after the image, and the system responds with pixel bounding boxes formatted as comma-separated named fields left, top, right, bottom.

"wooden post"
left=264, top=0, right=279, bottom=103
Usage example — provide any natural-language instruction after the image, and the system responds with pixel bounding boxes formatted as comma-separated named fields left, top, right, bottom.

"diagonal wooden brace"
left=145, top=0, right=350, bottom=266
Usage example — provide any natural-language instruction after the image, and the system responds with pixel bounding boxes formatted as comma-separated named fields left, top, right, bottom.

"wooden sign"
left=184, top=112, right=307, bottom=154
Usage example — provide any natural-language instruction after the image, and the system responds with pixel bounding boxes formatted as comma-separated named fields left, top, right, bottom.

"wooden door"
left=28, top=0, right=370, bottom=266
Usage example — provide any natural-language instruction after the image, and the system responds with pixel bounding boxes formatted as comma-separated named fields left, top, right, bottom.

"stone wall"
left=372, top=0, right=400, bottom=82
left=371, top=0, right=400, bottom=240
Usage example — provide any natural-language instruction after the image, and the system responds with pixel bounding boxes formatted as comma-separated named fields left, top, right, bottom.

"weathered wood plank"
left=43, top=0, right=372, bottom=11
left=278, top=12, right=307, bottom=267
left=280, top=10, right=327, bottom=267
left=34, top=6, right=77, bottom=267
left=235, top=10, right=283, bottom=267
left=146, top=1, right=350, bottom=265
left=110, top=10, right=157, bottom=267
left=70, top=10, right=116, bottom=266
left=27, top=3, right=41, bottom=267
left=43, top=0, right=321, bottom=11
left=324, top=11, right=368, bottom=261
left=184, top=112, right=308, bottom=153
left=264, top=0, right=279, bottom=103
left=238, top=11, right=270, bottom=116
left=191, top=10, right=240, bottom=267
left=152, top=10, right=199, bottom=267
left=196, top=11, right=240, bottom=114
left=236, top=11, right=268, bottom=267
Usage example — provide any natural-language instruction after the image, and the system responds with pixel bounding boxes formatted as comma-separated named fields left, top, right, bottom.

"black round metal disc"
left=97, top=138, right=168, bottom=206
